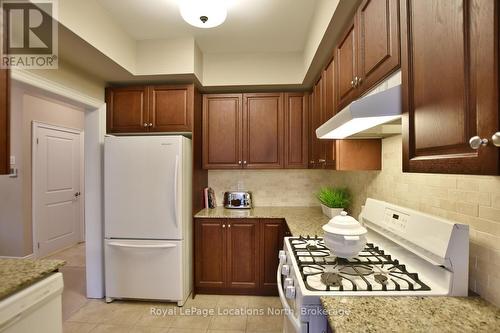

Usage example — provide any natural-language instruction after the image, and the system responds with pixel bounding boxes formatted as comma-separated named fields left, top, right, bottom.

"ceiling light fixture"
left=179, top=0, right=227, bottom=28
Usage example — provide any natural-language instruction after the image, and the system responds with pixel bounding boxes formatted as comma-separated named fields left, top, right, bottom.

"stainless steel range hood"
left=316, top=84, right=402, bottom=139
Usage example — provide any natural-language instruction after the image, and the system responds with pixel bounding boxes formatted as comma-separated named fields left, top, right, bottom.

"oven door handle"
left=277, top=262, right=302, bottom=332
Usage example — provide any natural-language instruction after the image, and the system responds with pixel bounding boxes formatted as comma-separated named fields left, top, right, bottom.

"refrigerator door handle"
left=107, top=242, right=177, bottom=249
left=173, top=155, right=179, bottom=228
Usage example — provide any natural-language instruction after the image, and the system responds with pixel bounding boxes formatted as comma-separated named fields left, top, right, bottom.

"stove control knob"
left=284, top=277, right=294, bottom=288
left=285, top=286, right=296, bottom=299
left=281, top=264, right=290, bottom=276
left=278, top=250, right=287, bottom=264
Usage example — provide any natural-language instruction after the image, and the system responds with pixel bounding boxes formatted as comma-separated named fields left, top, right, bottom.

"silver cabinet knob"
left=149, top=123, right=153, bottom=127
left=350, top=80, right=355, bottom=88
left=222, top=224, right=226, bottom=228
left=318, top=159, right=326, bottom=163
left=143, top=123, right=148, bottom=127
left=243, top=161, right=247, bottom=164
left=238, top=160, right=242, bottom=165
left=228, top=224, right=231, bottom=228
left=492, top=132, right=500, bottom=147
left=469, top=136, right=489, bottom=149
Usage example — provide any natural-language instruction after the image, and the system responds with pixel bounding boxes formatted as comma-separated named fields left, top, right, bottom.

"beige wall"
left=0, top=86, right=85, bottom=257
left=357, top=135, right=500, bottom=306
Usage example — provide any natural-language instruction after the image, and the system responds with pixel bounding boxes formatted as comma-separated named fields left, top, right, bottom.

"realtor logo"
left=1, top=0, right=58, bottom=69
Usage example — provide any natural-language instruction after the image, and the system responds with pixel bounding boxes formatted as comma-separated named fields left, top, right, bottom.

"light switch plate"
left=10, top=155, right=15, bottom=165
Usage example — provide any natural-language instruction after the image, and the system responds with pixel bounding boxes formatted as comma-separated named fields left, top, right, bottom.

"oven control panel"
left=384, top=208, right=409, bottom=233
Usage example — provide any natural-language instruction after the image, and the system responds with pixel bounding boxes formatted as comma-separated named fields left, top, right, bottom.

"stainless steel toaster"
left=223, top=191, right=252, bottom=209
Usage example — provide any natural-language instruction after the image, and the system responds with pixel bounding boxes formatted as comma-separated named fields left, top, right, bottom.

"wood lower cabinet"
left=226, top=220, right=260, bottom=290
left=106, top=84, right=196, bottom=134
left=0, top=69, right=9, bottom=175
left=194, top=218, right=287, bottom=295
left=243, top=93, right=284, bottom=168
left=195, top=219, right=226, bottom=290
left=260, top=219, right=287, bottom=295
left=401, top=0, right=499, bottom=175
left=284, top=93, right=308, bottom=168
left=106, top=86, right=148, bottom=133
left=149, top=85, right=193, bottom=132
left=202, top=94, right=243, bottom=169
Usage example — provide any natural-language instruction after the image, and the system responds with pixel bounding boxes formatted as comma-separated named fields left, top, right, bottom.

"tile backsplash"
left=208, top=169, right=376, bottom=210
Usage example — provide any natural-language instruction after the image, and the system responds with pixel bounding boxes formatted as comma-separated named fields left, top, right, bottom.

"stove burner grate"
left=289, top=236, right=431, bottom=293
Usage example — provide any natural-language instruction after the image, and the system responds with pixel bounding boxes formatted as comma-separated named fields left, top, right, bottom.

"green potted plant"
left=316, top=187, right=352, bottom=218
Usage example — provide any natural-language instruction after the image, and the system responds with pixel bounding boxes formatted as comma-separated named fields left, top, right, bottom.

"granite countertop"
left=320, top=296, right=500, bottom=332
left=0, top=258, right=65, bottom=300
left=195, top=206, right=330, bottom=236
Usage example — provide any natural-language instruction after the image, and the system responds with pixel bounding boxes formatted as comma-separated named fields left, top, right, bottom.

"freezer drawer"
left=105, top=239, right=183, bottom=301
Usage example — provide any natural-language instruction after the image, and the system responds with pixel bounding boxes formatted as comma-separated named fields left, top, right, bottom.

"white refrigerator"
left=104, top=135, right=192, bottom=306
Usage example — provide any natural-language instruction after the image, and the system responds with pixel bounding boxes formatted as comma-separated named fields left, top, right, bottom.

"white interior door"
left=33, top=122, right=83, bottom=258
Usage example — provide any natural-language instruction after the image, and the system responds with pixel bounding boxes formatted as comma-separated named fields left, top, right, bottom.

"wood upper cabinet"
left=106, top=84, right=196, bottom=134
left=322, top=59, right=336, bottom=169
left=0, top=69, right=9, bottom=175
left=284, top=93, right=308, bottom=168
left=226, top=219, right=260, bottom=290
left=357, top=0, right=400, bottom=92
left=310, top=78, right=325, bottom=168
left=335, top=20, right=358, bottom=110
left=106, top=86, right=149, bottom=133
left=149, top=85, right=193, bottom=132
left=243, top=93, right=284, bottom=168
left=401, top=0, right=499, bottom=175
left=335, top=0, right=400, bottom=110
left=203, top=94, right=243, bottom=169
left=195, top=219, right=226, bottom=290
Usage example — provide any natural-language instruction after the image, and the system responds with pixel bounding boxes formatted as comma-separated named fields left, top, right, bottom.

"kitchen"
left=0, top=0, right=499, bottom=332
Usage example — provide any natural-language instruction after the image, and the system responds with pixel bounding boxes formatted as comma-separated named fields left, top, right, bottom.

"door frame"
left=31, top=121, right=85, bottom=258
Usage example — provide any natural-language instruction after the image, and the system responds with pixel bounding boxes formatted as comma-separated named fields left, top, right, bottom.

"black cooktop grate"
left=289, top=236, right=431, bottom=292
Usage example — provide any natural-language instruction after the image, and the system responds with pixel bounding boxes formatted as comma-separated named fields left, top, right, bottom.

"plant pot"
left=320, top=204, right=344, bottom=218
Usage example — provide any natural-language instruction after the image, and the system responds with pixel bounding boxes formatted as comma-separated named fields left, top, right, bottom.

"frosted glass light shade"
left=179, top=0, right=227, bottom=28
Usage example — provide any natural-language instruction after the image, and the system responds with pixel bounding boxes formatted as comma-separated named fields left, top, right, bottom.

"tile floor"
left=46, top=243, right=285, bottom=333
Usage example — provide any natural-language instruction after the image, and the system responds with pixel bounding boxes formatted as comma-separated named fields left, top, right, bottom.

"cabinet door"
left=195, top=219, right=226, bottom=290
left=284, top=93, right=308, bottom=168
left=335, top=20, right=358, bottom=110
left=106, top=87, right=148, bottom=133
left=227, top=219, right=260, bottom=290
left=243, top=93, right=284, bottom=168
left=259, top=219, right=284, bottom=295
left=357, top=0, right=400, bottom=91
left=203, top=94, right=243, bottom=169
left=149, top=85, right=193, bottom=132
left=0, top=69, right=9, bottom=175
left=322, top=59, right=336, bottom=169
left=312, top=78, right=326, bottom=168
left=401, top=0, right=499, bottom=174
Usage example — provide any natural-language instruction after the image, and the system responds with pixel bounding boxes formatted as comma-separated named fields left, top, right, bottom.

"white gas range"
left=277, top=198, right=469, bottom=333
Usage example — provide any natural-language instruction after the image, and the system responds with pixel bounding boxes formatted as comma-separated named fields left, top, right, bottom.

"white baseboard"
left=0, top=254, right=35, bottom=260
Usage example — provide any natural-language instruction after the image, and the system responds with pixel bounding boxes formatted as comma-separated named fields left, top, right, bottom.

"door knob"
left=492, top=132, right=500, bottom=147
left=469, top=136, right=488, bottom=150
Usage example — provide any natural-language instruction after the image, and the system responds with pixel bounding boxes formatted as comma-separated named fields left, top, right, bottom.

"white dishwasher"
left=0, top=272, right=63, bottom=333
